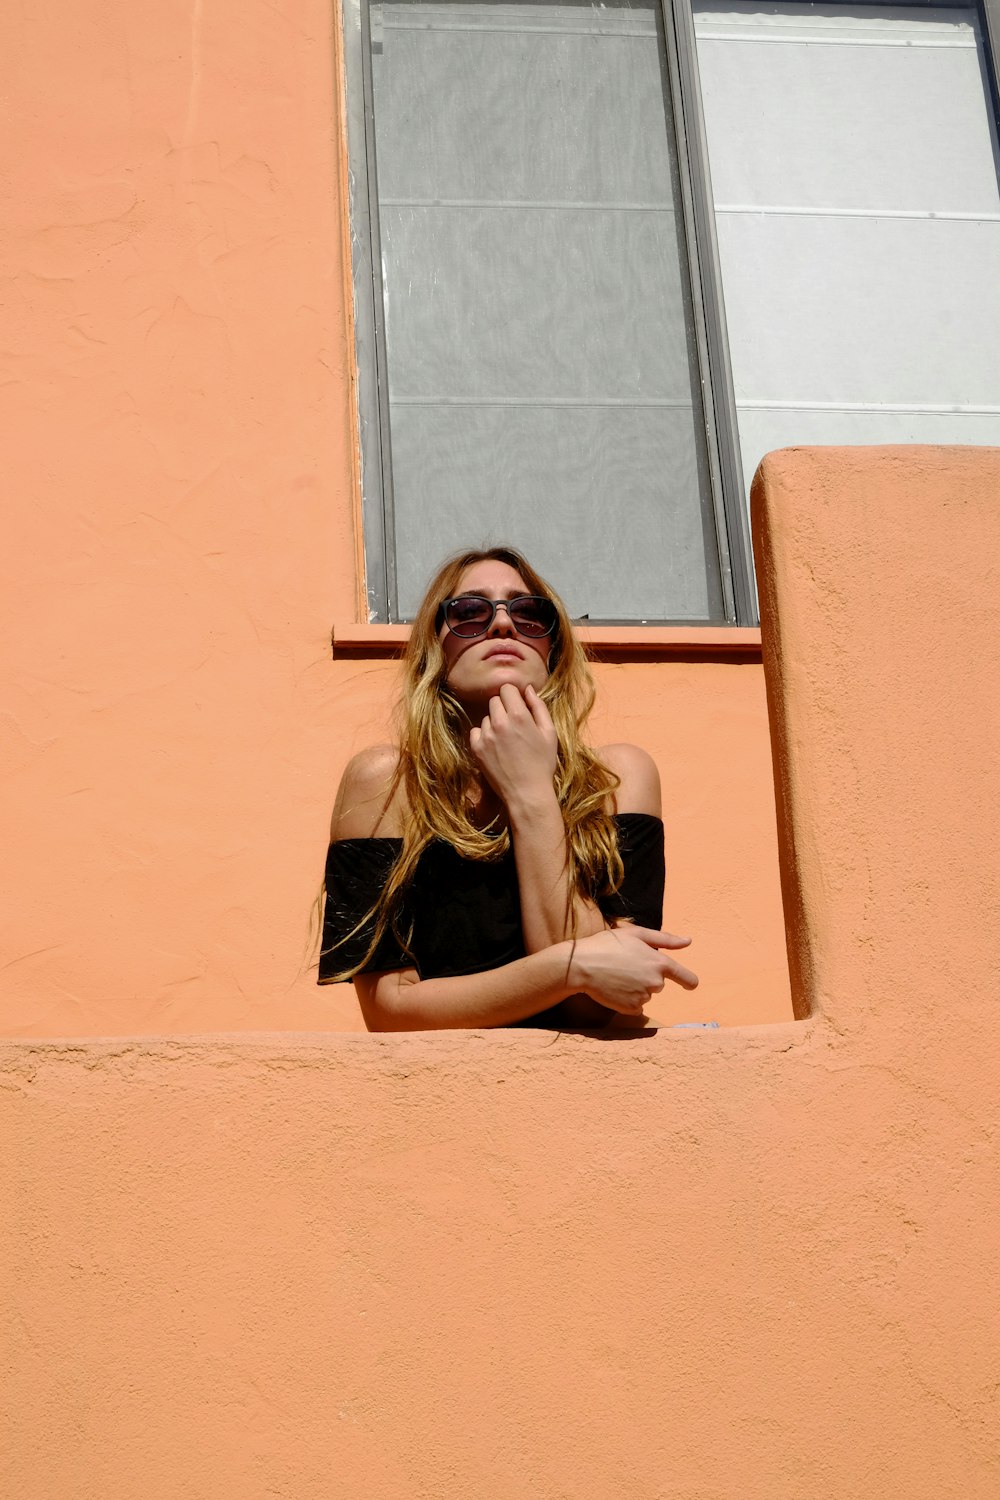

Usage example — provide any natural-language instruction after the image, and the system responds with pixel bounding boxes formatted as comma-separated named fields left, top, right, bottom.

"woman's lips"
left=483, top=645, right=524, bottom=661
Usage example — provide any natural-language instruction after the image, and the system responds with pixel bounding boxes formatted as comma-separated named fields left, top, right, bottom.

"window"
left=694, top=1, right=1000, bottom=496
left=341, top=0, right=1000, bottom=624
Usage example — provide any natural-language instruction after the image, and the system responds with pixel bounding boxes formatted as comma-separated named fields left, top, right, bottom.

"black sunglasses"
left=437, top=594, right=558, bottom=639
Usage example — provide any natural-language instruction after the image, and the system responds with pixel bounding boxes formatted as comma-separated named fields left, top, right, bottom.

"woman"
left=319, top=547, right=698, bottom=1030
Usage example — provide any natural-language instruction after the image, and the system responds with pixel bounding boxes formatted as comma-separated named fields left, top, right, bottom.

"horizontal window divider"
left=716, top=203, right=1000, bottom=222
left=331, top=622, right=762, bottom=659
left=736, top=398, right=1000, bottom=415
left=389, top=396, right=696, bottom=407
left=695, top=30, right=976, bottom=50
left=381, top=198, right=677, bottom=212
left=380, top=21, right=659, bottom=40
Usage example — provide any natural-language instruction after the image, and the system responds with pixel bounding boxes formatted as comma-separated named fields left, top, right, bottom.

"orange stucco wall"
left=9, top=6, right=999, bottom=1496
left=1, top=0, right=789, bottom=1036
left=5, top=446, right=1000, bottom=1500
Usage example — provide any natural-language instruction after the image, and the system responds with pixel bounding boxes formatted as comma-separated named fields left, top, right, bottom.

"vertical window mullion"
left=358, top=0, right=401, bottom=621
left=343, top=0, right=391, bottom=620
left=981, top=0, right=1000, bottom=126
left=659, top=0, right=756, bottom=624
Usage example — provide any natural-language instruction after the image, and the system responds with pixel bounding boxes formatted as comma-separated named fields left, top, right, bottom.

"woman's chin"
left=453, top=664, right=544, bottom=707
left=489, top=662, right=531, bottom=683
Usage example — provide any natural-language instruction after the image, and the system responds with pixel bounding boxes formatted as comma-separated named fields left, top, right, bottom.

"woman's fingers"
left=660, top=958, right=699, bottom=991
left=643, top=961, right=699, bottom=994
left=569, top=926, right=699, bottom=1009
left=629, top=927, right=699, bottom=990
left=493, top=684, right=541, bottom=734
left=523, top=682, right=554, bottom=729
left=489, top=691, right=509, bottom=727
left=631, top=927, right=693, bottom=950
left=476, top=688, right=556, bottom=771
left=468, top=688, right=558, bottom=807
left=470, top=709, right=494, bottom=751
left=485, top=685, right=549, bottom=736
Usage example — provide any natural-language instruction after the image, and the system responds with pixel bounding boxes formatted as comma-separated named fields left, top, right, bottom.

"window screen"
left=356, top=0, right=730, bottom=622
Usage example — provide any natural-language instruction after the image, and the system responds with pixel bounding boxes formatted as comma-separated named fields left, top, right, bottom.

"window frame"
left=340, top=0, right=1000, bottom=627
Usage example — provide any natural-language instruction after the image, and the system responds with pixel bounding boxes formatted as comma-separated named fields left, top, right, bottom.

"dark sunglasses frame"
left=437, top=594, right=558, bottom=639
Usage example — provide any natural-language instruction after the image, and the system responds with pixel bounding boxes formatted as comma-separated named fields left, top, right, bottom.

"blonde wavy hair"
left=323, top=546, right=623, bottom=979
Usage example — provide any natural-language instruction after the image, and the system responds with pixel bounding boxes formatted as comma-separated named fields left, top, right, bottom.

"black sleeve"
left=596, top=814, right=665, bottom=931
left=318, top=838, right=411, bottom=982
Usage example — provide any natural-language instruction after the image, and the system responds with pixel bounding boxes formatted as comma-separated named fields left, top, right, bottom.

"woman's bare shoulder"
left=598, top=742, right=662, bottom=818
left=329, top=743, right=405, bottom=840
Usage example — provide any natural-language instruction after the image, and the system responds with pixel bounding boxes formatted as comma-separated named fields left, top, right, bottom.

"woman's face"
left=439, top=559, right=553, bottom=712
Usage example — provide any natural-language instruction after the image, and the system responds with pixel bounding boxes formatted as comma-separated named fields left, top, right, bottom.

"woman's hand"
left=567, top=927, right=698, bottom=1016
left=469, top=683, right=559, bottom=811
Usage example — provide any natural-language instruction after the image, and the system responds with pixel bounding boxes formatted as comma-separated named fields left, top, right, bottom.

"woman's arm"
left=512, top=735, right=662, bottom=953
left=354, top=925, right=697, bottom=1032
left=469, top=685, right=651, bottom=953
left=469, top=696, right=669, bottom=1028
left=469, top=689, right=666, bottom=1015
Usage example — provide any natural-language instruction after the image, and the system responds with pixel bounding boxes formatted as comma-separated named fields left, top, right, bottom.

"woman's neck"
left=466, top=778, right=506, bottom=832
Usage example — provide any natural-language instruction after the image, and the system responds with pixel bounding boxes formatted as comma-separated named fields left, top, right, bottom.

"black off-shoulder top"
left=318, top=812, right=665, bottom=983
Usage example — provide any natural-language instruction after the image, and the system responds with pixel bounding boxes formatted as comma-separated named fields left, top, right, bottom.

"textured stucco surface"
left=4, top=447, right=999, bottom=1499
left=754, top=444, right=1000, bottom=1041
left=0, top=0, right=789, bottom=1035
left=3, top=1016, right=995, bottom=1500
left=7, top=4, right=996, bottom=1490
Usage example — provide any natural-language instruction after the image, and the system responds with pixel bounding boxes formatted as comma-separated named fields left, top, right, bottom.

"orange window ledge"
left=331, top=623, right=762, bottom=660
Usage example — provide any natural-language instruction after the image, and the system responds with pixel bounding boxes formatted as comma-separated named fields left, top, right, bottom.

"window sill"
left=331, top=623, right=762, bottom=660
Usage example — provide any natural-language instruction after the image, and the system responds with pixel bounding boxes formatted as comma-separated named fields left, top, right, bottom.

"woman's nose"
left=487, top=602, right=517, bottom=636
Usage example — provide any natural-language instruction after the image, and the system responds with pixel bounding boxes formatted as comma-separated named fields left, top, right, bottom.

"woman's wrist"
left=504, top=782, right=561, bottom=829
left=561, top=935, right=587, bottom=994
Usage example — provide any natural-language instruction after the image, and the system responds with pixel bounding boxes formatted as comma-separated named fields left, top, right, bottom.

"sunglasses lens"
left=445, top=597, right=494, bottom=636
left=509, top=598, right=556, bottom=636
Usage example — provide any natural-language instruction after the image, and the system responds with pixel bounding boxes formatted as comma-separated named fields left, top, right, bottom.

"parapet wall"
left=4, top=447, right=1000, bottom=1500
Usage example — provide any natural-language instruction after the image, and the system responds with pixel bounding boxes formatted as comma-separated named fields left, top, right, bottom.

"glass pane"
left=694, top=2, right=1000, bottom=493
left=369, top=0, right=725, bottom=622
